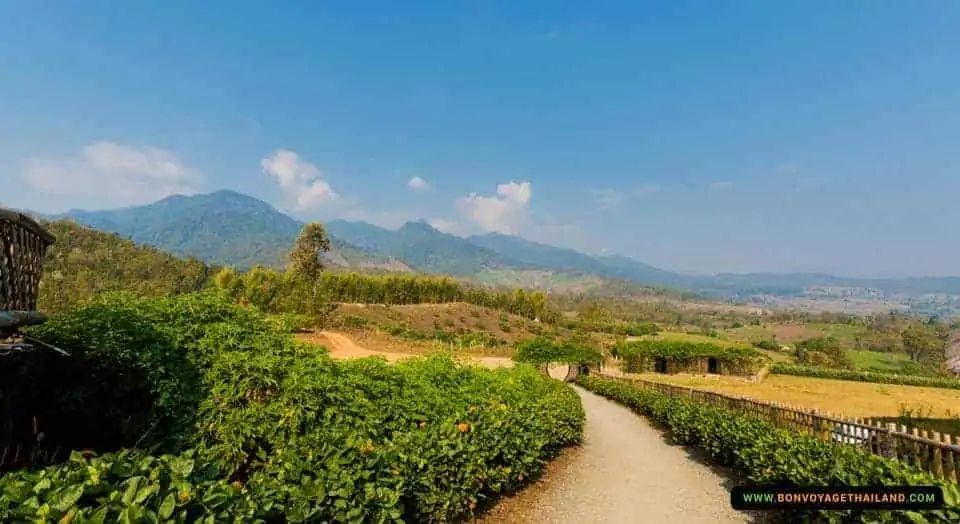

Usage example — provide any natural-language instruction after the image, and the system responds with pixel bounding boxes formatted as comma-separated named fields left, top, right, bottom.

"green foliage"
left=614, top=339, right=760, bottom=361
left=0, top=449, right=249, bottom=523
left=795, top=336, right=852, bottom=369
left=901, top=324, right=948, bottom=366
left=288, top=222, right=332, bottom=281
left=38, top=220, right=215, bottom=315
left=211, top=268, right=557, bottom=323
left=513, top=337, right=602, bottom=367
left=771, top=364, right=960, bottom=390
left=268, top=313, right=314, bottom=333
left=5, top=293, right=585, bottom=522
left=577, top=376, right=960, bottom=523
left=752, top=339, right=781, bottom=351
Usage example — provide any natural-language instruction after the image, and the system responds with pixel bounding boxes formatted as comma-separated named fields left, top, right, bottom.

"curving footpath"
left=480, top=383, right=755, bottom=523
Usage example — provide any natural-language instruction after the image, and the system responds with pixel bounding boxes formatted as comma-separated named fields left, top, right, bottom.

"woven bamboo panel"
left=0, top=208, right=56, bottom=312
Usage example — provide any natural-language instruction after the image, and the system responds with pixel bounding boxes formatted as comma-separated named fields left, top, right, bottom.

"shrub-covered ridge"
left=1, top=292, right=584, bottom=522
left=577, top=375, right=960, bottom=523
left=771, top=364, right=960, bottom=390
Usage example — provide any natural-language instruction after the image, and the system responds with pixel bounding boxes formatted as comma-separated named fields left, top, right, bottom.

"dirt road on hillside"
left=300, top=331, right=514, bottom=369
left=480, top=385, right=753, bottom=524
left=314, top=331, right=408, bottom=362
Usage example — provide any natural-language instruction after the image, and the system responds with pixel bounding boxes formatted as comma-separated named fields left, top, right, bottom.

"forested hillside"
left=38, top=220, right=216, bottom=314
left=55, top=190, right=410, bottom=272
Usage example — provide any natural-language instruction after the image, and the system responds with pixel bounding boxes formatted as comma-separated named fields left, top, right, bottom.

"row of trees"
left=209, top=222, right=558, bottom=322
left=794, top=322, right=951, bottom=375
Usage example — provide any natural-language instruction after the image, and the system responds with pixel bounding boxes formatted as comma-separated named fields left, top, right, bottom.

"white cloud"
left=21, top=141, right=203, bottom=209
left=455, top=180, right=531, bottom=234
left=635, top=184, right=662, bottom=197
left=261, top=150, right=339, bottom=210
left=428, top=218, right=466, bottom=235
left=709, top=180, right=733, bottom=190
left=590, top=188, right=624, bottom=210
left=407, top=176, right=430, bottom=192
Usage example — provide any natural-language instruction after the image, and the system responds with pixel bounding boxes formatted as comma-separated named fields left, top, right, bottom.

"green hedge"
left=1, top=292, right=585, bottom=522
left=513, top=336, right=603, bottom=367
left=576, top=376, right=960, bottom=523
left=771, top=364, right=960, bottom=390
left=612, top=339, right=760, bottom=361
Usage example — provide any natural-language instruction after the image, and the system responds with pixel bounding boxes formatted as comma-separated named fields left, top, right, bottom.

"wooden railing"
left=595, top=372, right=960, bottom=483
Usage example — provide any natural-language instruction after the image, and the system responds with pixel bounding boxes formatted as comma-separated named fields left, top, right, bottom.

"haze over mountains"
left=38, top=190, right=960, bottom=315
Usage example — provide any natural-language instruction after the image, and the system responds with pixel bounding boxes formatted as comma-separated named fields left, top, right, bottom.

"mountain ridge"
left=31, top=190, right=960, bottom=313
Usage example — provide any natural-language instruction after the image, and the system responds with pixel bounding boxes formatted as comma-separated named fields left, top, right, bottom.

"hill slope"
left=37, top=219, right=216, bottom=314
left=53, top=190, right=411, bottom=272
left=35, top=190, right=960, bottom=314
left=468, top=232, right=685, bottom=287
left=326, top=219, right=532, bottom=277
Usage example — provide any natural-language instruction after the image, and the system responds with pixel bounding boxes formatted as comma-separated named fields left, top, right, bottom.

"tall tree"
left=902, top=323, right=946, bottom=366
left=289, top=222, right=331, bottom=281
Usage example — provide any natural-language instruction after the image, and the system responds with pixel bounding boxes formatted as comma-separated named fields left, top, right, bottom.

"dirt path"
left=313, top=331, right=408, bottom=362
left=299, top=331, right=514, bottom=368
left=480, top=385, right=753, bottom=524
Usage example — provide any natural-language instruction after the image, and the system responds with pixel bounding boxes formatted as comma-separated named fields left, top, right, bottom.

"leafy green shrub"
left=0, top=449, right=250, bottom=523
left=514, top=337, right=602, bottom=367
left=269, top=313, right=313, bottom=333
left=795, top=336, right=852, bottom=369
left=577, top=376, right=960, bottom=523
left=613, top=339, right=764, bottom=373
left=22, top=294, right=206, bottom=453
left=6, top=293, right=585, bottom=522
left=615, top=340, right=760, bottom=360
left=752, top=339, right=780, bottom=351
left=771, top=364, right=960, bottom=390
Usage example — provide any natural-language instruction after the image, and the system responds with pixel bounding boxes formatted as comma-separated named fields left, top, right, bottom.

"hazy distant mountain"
left=468, top=232, right=684, bottom=285
left=51, top=190, right=409, bottom=271
left=326, top=219, right=532, bottom=276
left=33, top=190, right=960, bottom=313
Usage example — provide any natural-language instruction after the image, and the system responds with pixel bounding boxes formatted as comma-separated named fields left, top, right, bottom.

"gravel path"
left=479, top=385, right=754, bottom=524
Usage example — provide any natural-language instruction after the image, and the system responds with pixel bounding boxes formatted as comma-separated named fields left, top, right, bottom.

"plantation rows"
left=213, top=267, right=557, bottom=322
left=771, top=364, right=960, bottom=390
left=577, top=376, right=960, bottom=523
left=0, top=292, right=584, bottom=522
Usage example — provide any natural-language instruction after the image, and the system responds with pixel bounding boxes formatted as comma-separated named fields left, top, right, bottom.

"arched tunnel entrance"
left=546, top=363, right=591, bottom=382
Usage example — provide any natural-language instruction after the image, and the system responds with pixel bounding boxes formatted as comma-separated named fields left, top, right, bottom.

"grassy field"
left=847, top=349, right=914, bottom=373
left=724, top=322, right=870, bottom=346
left=636, top=372, right=960, bottom=435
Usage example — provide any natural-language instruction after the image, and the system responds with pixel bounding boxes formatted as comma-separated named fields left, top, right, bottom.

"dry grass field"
left=636, top=372, right=960, bottom=434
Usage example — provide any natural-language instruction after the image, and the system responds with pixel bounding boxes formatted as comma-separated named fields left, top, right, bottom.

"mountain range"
left=33, top=190, right=960, bottom=314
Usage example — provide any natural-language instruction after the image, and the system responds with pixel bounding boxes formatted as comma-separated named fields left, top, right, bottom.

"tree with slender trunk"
left=288, top=223, right=334, bottom=320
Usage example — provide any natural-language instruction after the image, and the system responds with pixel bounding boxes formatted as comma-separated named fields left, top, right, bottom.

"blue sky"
left=1, top=1, right=958, bottom=277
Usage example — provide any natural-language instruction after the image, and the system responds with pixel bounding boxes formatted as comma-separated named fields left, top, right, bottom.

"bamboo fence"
left=597, top=372, right=960, bottom=482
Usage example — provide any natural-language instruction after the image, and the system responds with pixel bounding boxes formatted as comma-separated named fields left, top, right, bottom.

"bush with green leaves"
left=771, top=364, right=960, bottom=390
left=612, top=339, right=764, bottom=374
left=577, top=375, right=960, bottom=523
left=4, top=292, right=585, bottom=522
left=752, top=339, right=781, bottom=351
left=513, top=337, right=602, bottom=367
